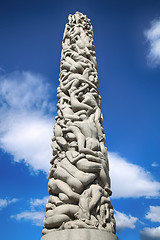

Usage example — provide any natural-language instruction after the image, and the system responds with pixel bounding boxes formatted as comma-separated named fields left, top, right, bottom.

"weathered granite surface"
left=41, top=11, right=118, bottom=240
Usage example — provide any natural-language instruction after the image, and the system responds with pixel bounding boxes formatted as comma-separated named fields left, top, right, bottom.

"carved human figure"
left=43, top=204, right=79, bottom=229
left=64, top=114, right=100, bottom=152
left=77, top=184, right=110, bottom=225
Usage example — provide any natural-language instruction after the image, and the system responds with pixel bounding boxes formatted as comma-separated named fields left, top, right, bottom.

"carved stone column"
left=41, top=12, right=118, bottom=240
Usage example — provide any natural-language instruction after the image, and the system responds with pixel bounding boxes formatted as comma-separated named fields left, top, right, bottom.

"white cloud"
left=0, top=71, right=55, bottom=173
left=115, top=210, right=139, bottom=231
left=145, top=18, right=160, bottom=67
left=140, top=226, right=160, bottom=240
left=11, top=211, right=45, bottom=226
left=109, top=152, right=160, bottom=198
left=30, top=196, right=48, bottom=211
left=145, top=206, right=160, bottom=222
left=11, top=196, right=48, bottom=226
left=0, top=71, right=53, bottom=112
left=0, top=198, right=18, bottom=210
left=152, top=162, right=159, bottom=167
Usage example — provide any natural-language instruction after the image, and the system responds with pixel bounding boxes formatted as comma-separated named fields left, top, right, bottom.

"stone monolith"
left=41, top=11, right=118, bottom=240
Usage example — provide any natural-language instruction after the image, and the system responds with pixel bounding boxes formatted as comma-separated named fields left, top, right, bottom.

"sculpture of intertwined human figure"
left=41, top=12, right=117, bottom=240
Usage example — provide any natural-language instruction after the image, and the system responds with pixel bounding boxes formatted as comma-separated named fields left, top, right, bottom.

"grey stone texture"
left=41, top=11, right=118, bottom=239
left=41, top=229, right=118, bottom=240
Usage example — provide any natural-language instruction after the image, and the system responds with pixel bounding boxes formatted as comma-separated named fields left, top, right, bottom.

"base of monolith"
left=41, top=229, right=118, bottom=240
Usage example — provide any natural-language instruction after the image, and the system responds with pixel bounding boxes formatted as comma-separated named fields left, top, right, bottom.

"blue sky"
left=0, top=0, right=160, bottom=239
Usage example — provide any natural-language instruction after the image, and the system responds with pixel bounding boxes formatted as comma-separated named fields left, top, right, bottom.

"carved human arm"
left=74, top=83, right=89, bottom=95
left=66, top=151, right=85, bottom=164
left=61, top=107, right=82, bottom=121
left=86, top=154, right=102, bottom=163
left=60, top=80, right=74, bottom=92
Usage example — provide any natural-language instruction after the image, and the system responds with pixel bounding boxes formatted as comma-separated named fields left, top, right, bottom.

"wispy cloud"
left=0, top=198, right=18, bottom=210
left=11, top=211, right=45, bottom=226
left=0, top=71, right=55, bottom=173
left=30, top=196, right=48, bottom=211
left=144, top=18, right=160, bottom=67
left=11, top=196, right=48, bottom=226
left=145, top=206, right=160, bottom=222
left=152, top=162, right=159, bottom=167
left=109, top=152, right=160, bottom=198
left=140, top=226, right=160, bottom=240
left=115, top=210, right=139, bottom=231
